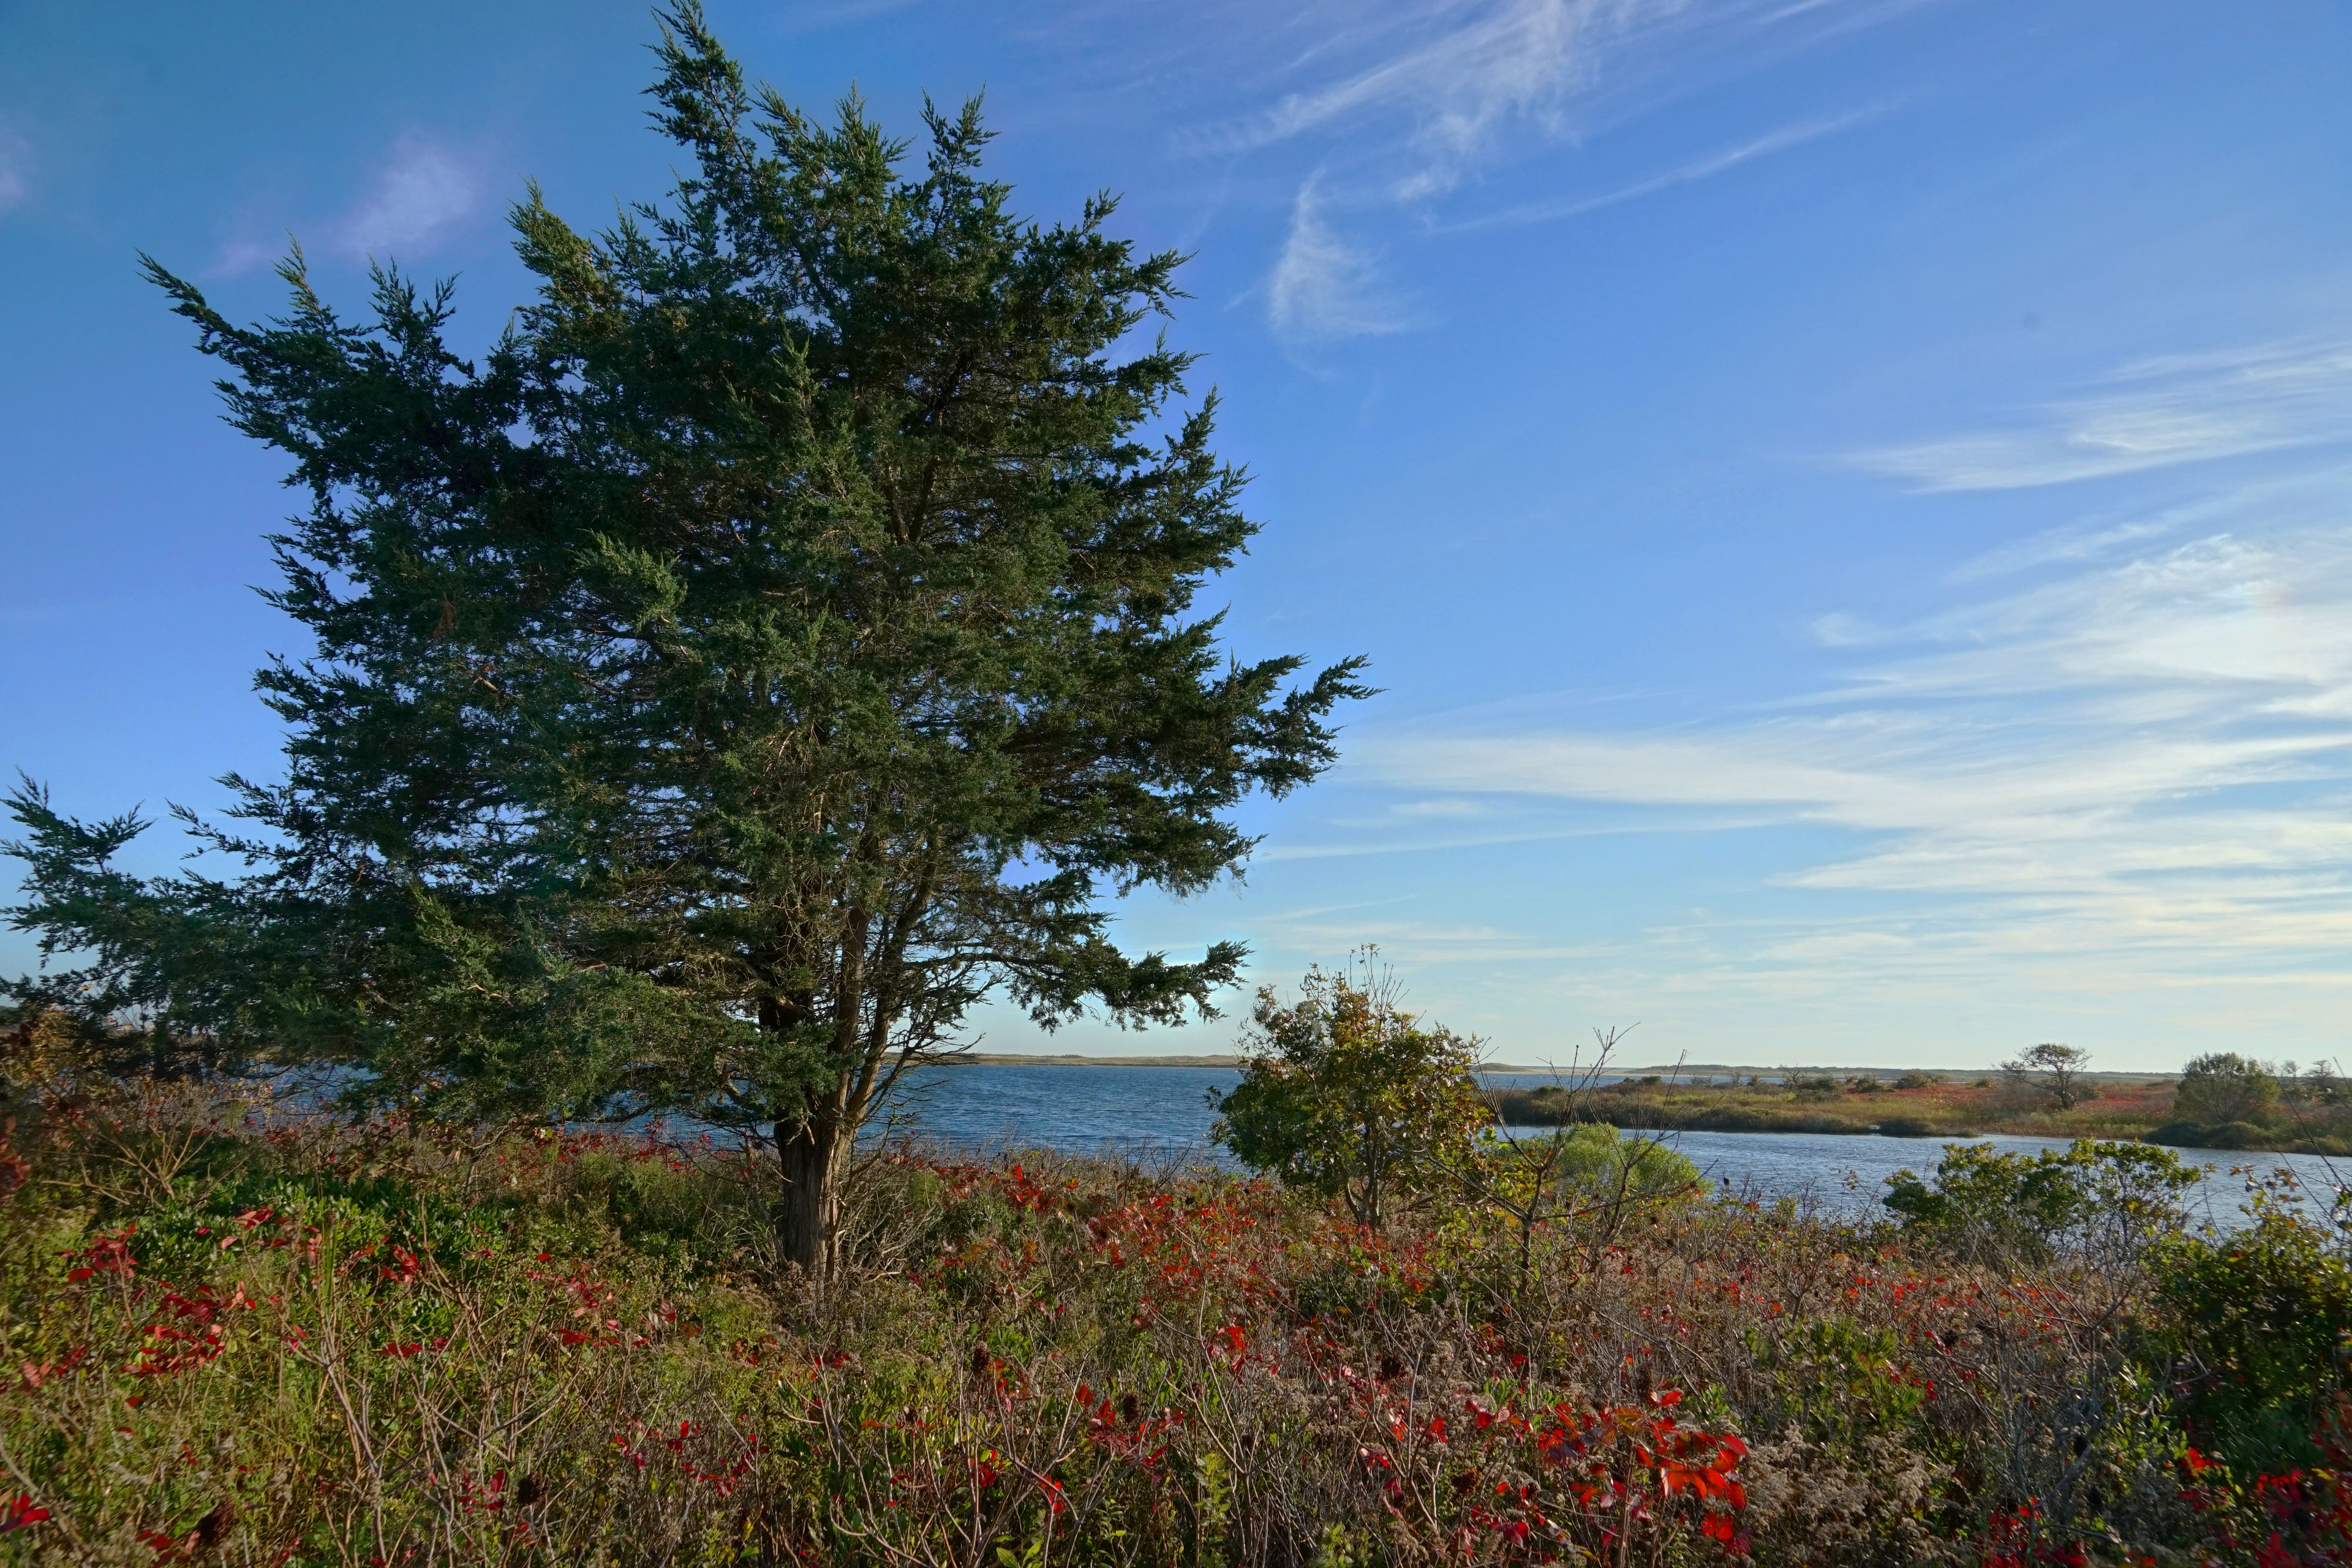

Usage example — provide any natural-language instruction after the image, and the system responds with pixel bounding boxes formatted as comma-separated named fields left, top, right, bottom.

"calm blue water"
left=881, top=1063, right=2348, bottom=1226
left=883, top=1064, right=1242, bottom=1165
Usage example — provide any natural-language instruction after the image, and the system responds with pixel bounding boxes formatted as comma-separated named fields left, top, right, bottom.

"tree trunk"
left=776, top=1117, right=843, bottom=1275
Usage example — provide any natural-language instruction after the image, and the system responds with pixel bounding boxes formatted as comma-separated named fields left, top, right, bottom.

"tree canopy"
left=1212, top=956, right=1487, bottom=1227
left=1999, top=1042, right=2095, bottom=1111
left=4, top=4, right=1367, bottom=1269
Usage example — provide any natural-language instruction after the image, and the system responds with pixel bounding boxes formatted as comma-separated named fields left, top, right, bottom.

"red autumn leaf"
left=0, top=1494, right=51, bottom=1534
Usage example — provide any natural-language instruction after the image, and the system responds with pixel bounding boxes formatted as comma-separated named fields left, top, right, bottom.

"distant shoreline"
left=913, top=1054, right=2173, bottom=1082
left=915, top=1052, right=1561, bottom=1070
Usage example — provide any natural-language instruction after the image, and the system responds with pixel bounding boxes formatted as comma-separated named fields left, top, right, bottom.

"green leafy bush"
left=1539, top=1123, right=1706, bottom=1204
left=2144, top=1176, right=2352, bottom=1474
left=1882, top=1139, right=2196, bottom=1264
left=1211, top=957, right=1489, bottom=1227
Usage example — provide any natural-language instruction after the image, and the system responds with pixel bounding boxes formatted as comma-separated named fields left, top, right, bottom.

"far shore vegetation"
left=922, top=1046, right=2352, bottom=1158
left=1487, top=1048, right=2352, bottom=1155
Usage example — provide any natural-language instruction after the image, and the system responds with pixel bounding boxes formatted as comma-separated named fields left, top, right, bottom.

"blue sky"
left=3, top=0, right=2348, bottom=1070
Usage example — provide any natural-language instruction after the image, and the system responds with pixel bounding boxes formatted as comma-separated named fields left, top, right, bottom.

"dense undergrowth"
left=4, top=1079, right=2352, bottom=1566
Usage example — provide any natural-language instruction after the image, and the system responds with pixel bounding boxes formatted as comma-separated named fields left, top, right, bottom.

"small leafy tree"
left=2290, top=1059, right=2352, bottom=1110
left=2000, top=1041, right=2096, bottom=1110
left=5, top=6, right=1368, bottom=1272
left=2173, top=1053, right=2282, bottom=1129
left=1211, top=956, right=1487, bottom=1227
left=1467, top=1121, right=1706, bottom=1295
left=1543, top=1123, right=1706, bottom=1203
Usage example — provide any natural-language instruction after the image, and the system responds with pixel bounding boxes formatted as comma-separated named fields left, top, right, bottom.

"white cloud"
left=1441, top=106, right=1875, bottom=230
left=1358, top=522, right=2352, bottom=981
left=1146, top=0, right=1922, bottom=352
left=1848, top=337, right=2352, bottom=492
left=1944, top=468, right=2352, bottom=587
left=1199, top=0, right=1651, bottom=195
left=336, top=134, right=485, bottom=260
left=1268, top=184, right=1416, bottom=339
left=0, top=125, right=31, bottom=213
left=206, top=235, right=282, bottom=279
left=1177, top=0, right=1911, bottom=201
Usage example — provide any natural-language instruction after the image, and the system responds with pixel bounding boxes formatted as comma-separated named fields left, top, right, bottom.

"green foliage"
left=2173, top=1053, right=2283, bottom=1129
left=1883, top=1139, right=2197, bottom=1264
left=0, top=787, right=259, bottom=1079
left=1534, top=1123, right=1706, bottom=1204
left=2144, top=1177, right=2352, bottom=1474
left=1743, top=1317, right=1930, bottom=1453
left=6, top=5, right=1367, bottom=1265
left=1211, top=956, right=1488, bottom=1226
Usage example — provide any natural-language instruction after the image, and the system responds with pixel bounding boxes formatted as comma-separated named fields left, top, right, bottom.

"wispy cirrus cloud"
left=1355, top=519, right=2352, bottom=984
left=1944, top=466, right=2352, bottom=584
left=1200, top=0, right=1672, bottom=197
left=1847, top=337, right=2352, bottom=492
left=1439, top=106, right=1875, bottom=230
left=1268, top=183, right=1419, bottom=341
left=1169, top=0, right=1909, bottom=188
left=335, top=133, right=486, bottom=261
left=1195, top=0, right=1910, bottom=339
left=208, top=132, right=489, bottom=278
left=1223, top=0, right=1669, bottom=335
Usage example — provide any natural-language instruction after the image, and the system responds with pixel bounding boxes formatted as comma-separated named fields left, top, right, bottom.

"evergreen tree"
left=9, top=6, right=1366, bottom=1270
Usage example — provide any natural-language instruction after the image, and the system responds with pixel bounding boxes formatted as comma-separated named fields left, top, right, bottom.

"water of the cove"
left=873, top=1062, right=2342, bottom=1228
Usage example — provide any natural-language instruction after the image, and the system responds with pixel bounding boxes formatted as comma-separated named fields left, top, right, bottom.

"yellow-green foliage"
left=1212, top=959, right=1490, bottom=1227
left=1539, top=1123, right=1706, bottom=1203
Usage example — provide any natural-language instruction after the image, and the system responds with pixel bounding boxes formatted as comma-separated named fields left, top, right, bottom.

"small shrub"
left=1212, top=955, right=1489, bottom=1226
left=1540, top=1123, right=1706, bottom=1204
left=1874, top=1115, right=1975, bottom=1139
left=2145, top=1175, right=2352, bottom=1474
left=1883, top=1139, right=2196, bottom=1265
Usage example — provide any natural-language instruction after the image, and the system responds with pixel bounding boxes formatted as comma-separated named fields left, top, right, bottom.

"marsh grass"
left=1490, top=1077, right=2203, bottom=1147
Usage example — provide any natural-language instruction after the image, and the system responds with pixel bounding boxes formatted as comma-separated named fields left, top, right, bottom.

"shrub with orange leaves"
left=0, top=1072, right=2333, bottom=1566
